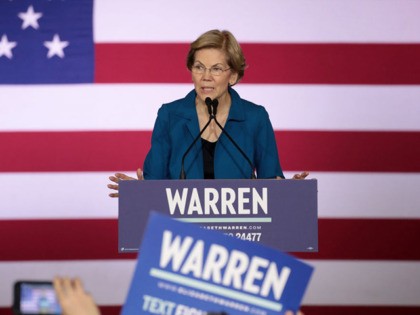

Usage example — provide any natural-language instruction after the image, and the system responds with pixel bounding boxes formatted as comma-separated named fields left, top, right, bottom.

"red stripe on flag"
left=95, top=43, right=420, bottom=84
left=277, top=131, right=420, bottom=172
left=1, top=218, right=419, bottom=261
left=95, top=43, right=191, bottom=83
left=1, top=131, right=419, bottom=172
left=0, top=219, right=135, bottom=261
left=0, top=131, right=151, bottom=173
left=294, top=218, right=420, bottom=260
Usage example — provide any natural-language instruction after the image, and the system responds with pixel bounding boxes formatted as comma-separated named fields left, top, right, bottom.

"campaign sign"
left=121, top=212, right=314, bottom=315
left=119, top=179, right=318, bottom=253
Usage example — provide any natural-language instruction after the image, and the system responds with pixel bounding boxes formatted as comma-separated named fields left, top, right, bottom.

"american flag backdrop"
left=1, top=0, right=420, bottom=314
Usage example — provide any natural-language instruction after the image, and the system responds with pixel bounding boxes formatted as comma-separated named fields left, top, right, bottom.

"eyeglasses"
left=191, top=64, right=231, bottom=76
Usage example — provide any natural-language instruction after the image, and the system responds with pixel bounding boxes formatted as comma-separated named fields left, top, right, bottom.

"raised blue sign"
left=122, top=212, right=314, bottom=315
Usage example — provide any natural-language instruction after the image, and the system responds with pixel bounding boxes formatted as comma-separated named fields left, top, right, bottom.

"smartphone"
left=13, top=281, right=61, bottom=315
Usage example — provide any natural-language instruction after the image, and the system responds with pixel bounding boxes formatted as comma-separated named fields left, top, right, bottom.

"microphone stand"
left=179, top=97, right=257, bottom=180
left=179, top=99, right=214, bottom=179
left=212, top=100, right=257, bottom=179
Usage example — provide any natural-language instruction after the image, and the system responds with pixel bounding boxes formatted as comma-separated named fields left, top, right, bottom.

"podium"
left=119, top=179, right=318, bottom=253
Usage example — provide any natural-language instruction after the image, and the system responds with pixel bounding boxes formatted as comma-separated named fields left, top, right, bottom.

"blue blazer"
left=143, top=88, right=284, bottom=179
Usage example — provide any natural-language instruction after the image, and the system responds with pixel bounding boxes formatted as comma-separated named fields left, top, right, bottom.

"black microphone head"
left=205, top=97, right=213, bottom=115
left=212, top=98, right=219, bottom=115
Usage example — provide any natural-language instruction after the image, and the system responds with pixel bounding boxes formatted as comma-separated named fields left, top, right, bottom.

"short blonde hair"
left=186, top=30, right=247, bottom=85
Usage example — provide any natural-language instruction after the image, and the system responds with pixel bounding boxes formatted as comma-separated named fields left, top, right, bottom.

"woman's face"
left=192, top=48, right=238, bottom=105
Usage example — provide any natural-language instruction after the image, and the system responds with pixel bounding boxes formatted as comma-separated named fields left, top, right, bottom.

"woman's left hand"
left=292, top=171, right=309, bottom=180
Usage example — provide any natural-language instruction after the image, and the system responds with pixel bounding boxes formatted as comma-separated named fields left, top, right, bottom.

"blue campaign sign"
left=122, top=212, right=314, bottom=315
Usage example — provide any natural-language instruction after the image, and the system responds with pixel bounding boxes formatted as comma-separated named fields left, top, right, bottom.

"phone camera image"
left=13, top=281, right=61, bottom=315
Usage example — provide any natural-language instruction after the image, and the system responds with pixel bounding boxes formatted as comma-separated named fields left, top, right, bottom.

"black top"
left=201, top=138, right=217, bottom=179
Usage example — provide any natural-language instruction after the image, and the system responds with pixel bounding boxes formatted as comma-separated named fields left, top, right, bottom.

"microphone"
left=205, top=97, right=214, bottom=116
left=211, top=98, right=257, bottom=179
left=179, top=97, right=214, bottom=179
left=211, top=98, right=218, bottom=115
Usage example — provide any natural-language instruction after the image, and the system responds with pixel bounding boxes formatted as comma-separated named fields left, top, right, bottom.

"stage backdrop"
left=1, top=1, right=420, bottom=314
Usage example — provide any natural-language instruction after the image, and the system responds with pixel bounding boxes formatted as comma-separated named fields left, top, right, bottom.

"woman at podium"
left=108, top=30, right=307, bottom=197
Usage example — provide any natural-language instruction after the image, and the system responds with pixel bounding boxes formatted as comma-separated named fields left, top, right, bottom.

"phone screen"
left=19, top=283, right=61, bottom=314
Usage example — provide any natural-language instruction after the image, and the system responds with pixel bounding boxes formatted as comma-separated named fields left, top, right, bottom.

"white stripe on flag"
left=302, top=260, right=420, bottom=306
left=94, top=0, right=420, bottom=43
left=1, top=260, right=420, bottom=307
left=1, top=172, right=419, bottom=219
left=0, top=260, right=135, bottom=306
left=1, top=84, right=419, bottom=131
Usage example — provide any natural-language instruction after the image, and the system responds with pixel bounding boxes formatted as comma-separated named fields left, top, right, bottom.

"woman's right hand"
left=107, top=168, right=144, bottom=198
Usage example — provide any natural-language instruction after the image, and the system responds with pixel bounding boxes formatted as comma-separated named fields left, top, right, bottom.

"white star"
left=0, top=34, right=17, bottom=59
left=18, top=5, right=43, bottom=30
left=44, top=34, right=69, bottom=59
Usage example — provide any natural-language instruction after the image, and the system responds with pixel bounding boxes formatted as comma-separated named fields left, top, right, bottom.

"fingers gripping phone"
left=13, top=281, right=61, bottom=315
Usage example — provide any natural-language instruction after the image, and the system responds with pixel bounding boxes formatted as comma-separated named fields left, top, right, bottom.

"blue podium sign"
left=122, top=212, right=314, bottom=315
left=119, top=179, right=317, bottom=253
